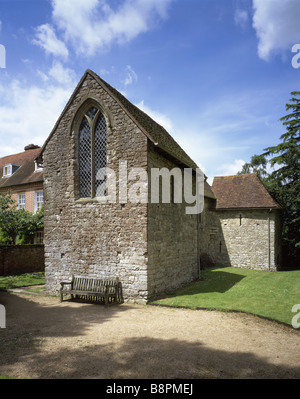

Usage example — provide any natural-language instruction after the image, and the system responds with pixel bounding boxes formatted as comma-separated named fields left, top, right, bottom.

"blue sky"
left=0, top=0, right=299, bottom=183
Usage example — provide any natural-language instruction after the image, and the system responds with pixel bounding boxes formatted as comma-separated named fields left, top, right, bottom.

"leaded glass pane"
left=94, top=113, right=107, bottom=196
left=79, top=116, right=91, bottom=198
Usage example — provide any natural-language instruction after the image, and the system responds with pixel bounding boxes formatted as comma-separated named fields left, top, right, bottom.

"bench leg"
left=60, top=291, right=63, bottom=302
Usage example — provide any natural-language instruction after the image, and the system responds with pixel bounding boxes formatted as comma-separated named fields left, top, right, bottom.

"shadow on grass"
left=156, top=268, right=246, bottom=301
left=196, top=269, right=246, bottom=294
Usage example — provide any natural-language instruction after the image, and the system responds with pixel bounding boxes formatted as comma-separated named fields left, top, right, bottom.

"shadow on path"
left=0, top=291, right=299, bottom=379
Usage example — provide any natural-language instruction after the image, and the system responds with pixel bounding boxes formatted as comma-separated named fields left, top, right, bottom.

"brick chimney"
left=24, top=144, right=40, bottom=151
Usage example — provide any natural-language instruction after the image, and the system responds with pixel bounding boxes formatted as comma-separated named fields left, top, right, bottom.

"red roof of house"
left=211, top=173, right=281, bottom=210
left=0, top=146, right=43, bottom=189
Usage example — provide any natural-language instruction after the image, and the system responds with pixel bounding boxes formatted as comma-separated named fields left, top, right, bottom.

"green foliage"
left=263, top=91, right=300, bottom=252
left=17, top=206, right=44, bottom=244
left=238, top=154, right=268, bottom=179
left=239, top=91, right=300, bottom=254
left=0, top=193, right=44, bottom=245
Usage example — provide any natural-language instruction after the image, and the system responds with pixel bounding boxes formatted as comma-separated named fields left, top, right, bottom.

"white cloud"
left=135, top=100, right=173, bottom=132
left=218, top=159, right=245, bottom=177
left=37, top=69, right=50, bottom=82
left=48, top=61, right=77, bottom=85
left=32, top=23, right=69, bottom=59
left=49, top=0, right=173, bottom=56
left=234, top=9, right=248, bottom=29
left=123, top=65, right=138, bottom=86
left=252, top=0, right=300, bottom=61
left=0, top=78, right=73, bottom=157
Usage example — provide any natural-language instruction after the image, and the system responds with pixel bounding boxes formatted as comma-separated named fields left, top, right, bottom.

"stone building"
left=38, top=69, right=282, bottom=302
left=199, top=173, right=282, bottom=271
left=38, top=69, right=213, bottom=302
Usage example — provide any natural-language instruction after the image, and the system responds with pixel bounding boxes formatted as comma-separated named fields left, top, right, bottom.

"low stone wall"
left=0, top=245, right=44, bottom=276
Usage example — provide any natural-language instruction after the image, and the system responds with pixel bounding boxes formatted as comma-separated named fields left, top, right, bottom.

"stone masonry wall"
left=199, top=197, right=229, bottom=268
left=43, top=74, right=149, bottom=302
left=216, top=209, right=281, bottom=271
left=147, top=143, right=199, bottom=299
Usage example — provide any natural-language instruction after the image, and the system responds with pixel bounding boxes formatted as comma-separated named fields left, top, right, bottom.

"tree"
left=18, top=206, right=44, bottom=244
left=0, top=192, right=44, bottom=245
left=263, top=91, right=300, bottom=252
left=239, top=91, right=300, bottom=255
left=238, top=154, right=268, bottom=179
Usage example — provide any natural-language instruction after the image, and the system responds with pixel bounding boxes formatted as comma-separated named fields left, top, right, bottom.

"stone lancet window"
left=79, top=106, right=107, bottom=198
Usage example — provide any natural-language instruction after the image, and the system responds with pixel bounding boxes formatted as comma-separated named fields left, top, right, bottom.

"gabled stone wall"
left=43, top=74, right=149, bottom=302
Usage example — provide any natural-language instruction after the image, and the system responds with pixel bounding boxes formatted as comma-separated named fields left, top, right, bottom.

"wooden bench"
left=60, top=276, right=121, bottom=305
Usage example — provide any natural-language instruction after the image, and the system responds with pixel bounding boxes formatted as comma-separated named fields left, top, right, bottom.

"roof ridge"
left=38, top=69, right=199, bottom=171
left=213, top=173, right=255, bottom=179
left=0, top=147, right=41, bottom=160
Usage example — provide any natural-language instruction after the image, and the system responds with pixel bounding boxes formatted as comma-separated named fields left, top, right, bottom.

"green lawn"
left=0, top=272, right=45, bottom=290
left=151, top=267, right=300, bottom=327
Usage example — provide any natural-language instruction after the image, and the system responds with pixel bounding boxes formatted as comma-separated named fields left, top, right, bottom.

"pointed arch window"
left=79, top=106, right=107, bottom=198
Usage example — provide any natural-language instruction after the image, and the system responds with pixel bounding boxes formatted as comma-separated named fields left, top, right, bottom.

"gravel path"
left=0, top=290, right=299, bottom=379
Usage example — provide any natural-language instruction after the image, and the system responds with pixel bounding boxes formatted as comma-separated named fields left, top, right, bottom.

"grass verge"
left=0, top=272, right=45, bottom=291
left=151, top=267, right=300, bottom=327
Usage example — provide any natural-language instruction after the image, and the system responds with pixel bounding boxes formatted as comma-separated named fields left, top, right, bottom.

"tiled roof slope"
left=211, top=173, right=281, bottom=209
left=98, top=75, right=218, bottom=198
left=95, top=72, right=199, bottom=170
left=0, top=147, right=43, bottom=188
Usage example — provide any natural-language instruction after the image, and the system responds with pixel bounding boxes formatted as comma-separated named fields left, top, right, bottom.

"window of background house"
left=34, top=161, right=43, bottom=172
left=79, top=106, right=107, bottom=198
left=3, top=164, right=12, bottom=177
left=35, top=191, right=43, bottom=212
left=17, top=193, right=26, bottom=210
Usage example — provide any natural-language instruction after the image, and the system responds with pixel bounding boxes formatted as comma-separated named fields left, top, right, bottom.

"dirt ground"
left=0, top=289, right=299, bottom=379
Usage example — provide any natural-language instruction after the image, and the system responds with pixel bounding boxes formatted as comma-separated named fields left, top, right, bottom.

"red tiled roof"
left=211, top=173, right=281, bottom=210
left=0, top=147, right=43, bottom=189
